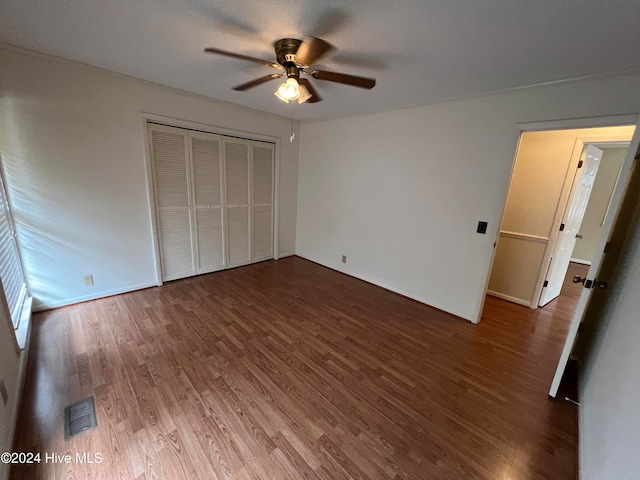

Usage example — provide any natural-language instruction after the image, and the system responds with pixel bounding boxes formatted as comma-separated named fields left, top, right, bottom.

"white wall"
left=297, top=72, right=640, bottom=322
left=0, top=46, right=299, bottom=310
left=579, top=173, right=640, bottom=480
left=572, top=147, right=627, bottom=264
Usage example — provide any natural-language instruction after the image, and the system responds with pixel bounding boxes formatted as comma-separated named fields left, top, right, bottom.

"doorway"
left=478, top=120, right=638, bottom=396
left=486, top=125, right=635, bottom=310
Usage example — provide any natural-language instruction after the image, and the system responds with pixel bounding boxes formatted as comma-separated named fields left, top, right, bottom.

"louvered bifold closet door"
left=190, top=131, right=225, bottom=274
left=224, top=139, right=251, bottom=267
left=251, top=142, right=274, bottom=261
left=149, top=125, right=196, bottom=281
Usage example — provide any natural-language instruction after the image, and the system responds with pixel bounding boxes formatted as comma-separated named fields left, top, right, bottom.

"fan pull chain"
left=290, top=102, right=296, bottom=143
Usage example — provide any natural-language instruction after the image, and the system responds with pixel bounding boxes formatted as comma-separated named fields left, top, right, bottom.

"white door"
left=550, top=120, right=640, bottom=397
left=149, top=125, right=196, bottom=281
left=224, top=138, right=251, bottom=267
left=190, top=131, right=226, bottom=274
left=252, top=142, right=275, bottom=261
left=539, top=145, right=603, bottom=306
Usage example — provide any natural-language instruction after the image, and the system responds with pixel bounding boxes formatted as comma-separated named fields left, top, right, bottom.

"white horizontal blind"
left=252, top=143, right=274, bottom=260
left=150, top=125, right=196, bottom=281
left=0, top=173, right=28, bottom=330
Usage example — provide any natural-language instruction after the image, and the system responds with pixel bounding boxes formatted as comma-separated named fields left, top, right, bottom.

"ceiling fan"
left=204, top=36, right=376, bottom=104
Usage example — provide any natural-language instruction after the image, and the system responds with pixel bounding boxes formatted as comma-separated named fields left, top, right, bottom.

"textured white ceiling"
left=2, top=0, right=640, bottom=122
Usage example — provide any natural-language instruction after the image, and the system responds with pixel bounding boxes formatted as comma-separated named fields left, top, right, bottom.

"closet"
left=148, top=123, right=274, bottom=282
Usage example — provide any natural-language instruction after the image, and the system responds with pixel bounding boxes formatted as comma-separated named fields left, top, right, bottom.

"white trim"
left=499, top=230, right=549, bottom=243
left=517, top=114, right=638, bottom=132
left=14, top=297, right=32, bottom=350
left=140, top=116, right=164, bottom=286
left=486, top=290, right=533, bottom=308
left=278, top=252, right=296, bottom=258
left=31, top=282, right=158, bottom=312
left=142, top=113, right=281, bottom=145
left=591, top=141, right=631, bottom=149
left=296, top=254, right=474, bottom=322
left=8, top=312, right=31, bottom=472
left=273, top=139, right=281, bottom=260
left=571, top=257, right=592, bottom=266
left=470, top=132, right=525, bottom=324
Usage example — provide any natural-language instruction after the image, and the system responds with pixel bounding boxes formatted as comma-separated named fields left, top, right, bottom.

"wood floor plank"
left=12, top=257, right=582, bottom=479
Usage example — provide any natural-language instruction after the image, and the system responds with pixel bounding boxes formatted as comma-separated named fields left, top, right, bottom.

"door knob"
left=593, top=280, right=608, bottom=289
left=573, top=275, right=586, bottom=284
left=576, top=234, right=583, bottom=239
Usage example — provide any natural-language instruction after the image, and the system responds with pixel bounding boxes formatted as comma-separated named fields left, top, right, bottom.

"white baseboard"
left=277, top=251, right=296, bottom=259
left=571, top=257, right=592, bottom=266
left=32, top=282, right=158, bottom=312
left=295, top=254, right=474, bottom=323
left=486, top=290, right=533, bottom=308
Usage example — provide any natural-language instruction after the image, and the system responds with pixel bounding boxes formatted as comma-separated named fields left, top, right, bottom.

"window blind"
left=0, top=173, right=28, bottom=330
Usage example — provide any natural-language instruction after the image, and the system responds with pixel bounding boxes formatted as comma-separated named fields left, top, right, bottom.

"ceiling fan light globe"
left=275, top=78, right=300, bottom=102
left=297, top=84, right=312, bottom=104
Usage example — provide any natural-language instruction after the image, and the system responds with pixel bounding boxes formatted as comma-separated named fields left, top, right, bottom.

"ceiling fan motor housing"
left=275, top=38, right=303, bottom=68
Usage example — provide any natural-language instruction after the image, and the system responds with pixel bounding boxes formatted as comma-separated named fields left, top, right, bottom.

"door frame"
left=550, top=115, right=640, bottom=397
left=140, top=113, right=281, bottom=286
left=532, top=134, right=632, bottom=308
left=475, top=113, right=638, bottom=323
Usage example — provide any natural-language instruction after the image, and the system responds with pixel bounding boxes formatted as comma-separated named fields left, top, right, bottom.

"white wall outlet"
left=342, top=255, right=347, bottom=264
left=82, top=274, right=94, bottom=286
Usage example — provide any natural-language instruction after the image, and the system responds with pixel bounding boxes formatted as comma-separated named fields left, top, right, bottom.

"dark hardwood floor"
left=12, top=257, right=585, bottom=479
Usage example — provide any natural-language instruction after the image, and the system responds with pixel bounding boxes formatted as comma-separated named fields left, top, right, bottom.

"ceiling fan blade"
left=311, top=70, right=376, bottom=89
left=295, top=37, right=334, bottom=66
left=232, top=74, right=282, bottom=91
left=298, top=78, right=322, bottom=103
left=204, top=47, right=282, bottom=69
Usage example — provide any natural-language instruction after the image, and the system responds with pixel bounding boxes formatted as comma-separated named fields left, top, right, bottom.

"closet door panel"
left=149, top=125, right=196, bottom=281
left=253, top=205, right=273, bottom=260
left=191, top=132, right=225, bottom=273
left=157, top=209, right=195, bottom=280
left=195, top=207, right=224, bottom=272
left=252, top=144, right=273, bottom=205
left=152, top=129, right=190, bottom=208
left=224, top=139, right=251, bottom=266
left=251, top=143, right=274, bottom=260
left=192, top=135, right=222, bottom=207
left=227, top=207, right=250, bottom=265
left=225, top=141, right=249, bottom=205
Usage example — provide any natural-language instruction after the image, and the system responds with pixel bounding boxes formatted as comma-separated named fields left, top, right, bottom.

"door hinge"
left=577, top=160, right=584, bottom=169
left=604, top=241, right=611, bottom=253
left=543, top=280, right=549, bottom=287
left=560, top=223, right=565, bottom=231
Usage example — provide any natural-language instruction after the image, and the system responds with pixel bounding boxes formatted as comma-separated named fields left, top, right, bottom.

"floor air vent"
left=64, top=396, right=98, bottom=439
